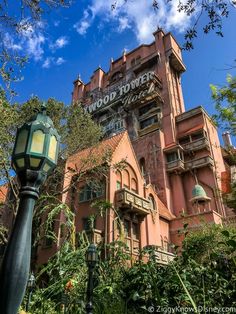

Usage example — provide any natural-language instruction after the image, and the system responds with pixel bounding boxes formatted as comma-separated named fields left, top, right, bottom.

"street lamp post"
left=85, top=244, right=98, bottom=314
left=26, top=273, right=35, bottom=312
left=0, top=104, right=60, bottom=314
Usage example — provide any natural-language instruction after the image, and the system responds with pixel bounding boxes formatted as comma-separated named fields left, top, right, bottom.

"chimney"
left=222, top=132, right=233, bottom=147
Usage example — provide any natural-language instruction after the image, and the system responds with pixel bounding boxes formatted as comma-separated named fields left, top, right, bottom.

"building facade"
left=68, top=29, right=235, bottom=253
left=1, top=29, right=235, bottom=265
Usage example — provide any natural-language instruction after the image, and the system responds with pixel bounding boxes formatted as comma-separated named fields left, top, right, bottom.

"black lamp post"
left=0, top=104, right=60, bottom=314
left=85, top=244, right=98, bottom=314
left=26, top=273, right=35, bottom=312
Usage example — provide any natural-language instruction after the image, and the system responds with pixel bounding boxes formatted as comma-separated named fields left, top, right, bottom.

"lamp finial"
left=41, top=102, right=47, bottom=115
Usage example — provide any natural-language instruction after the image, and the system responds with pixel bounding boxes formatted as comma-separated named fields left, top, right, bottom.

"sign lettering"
left=84, top=71, right=155, bottom=114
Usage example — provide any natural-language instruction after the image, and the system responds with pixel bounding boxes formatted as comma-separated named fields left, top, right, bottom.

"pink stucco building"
left=1, top=29, right=235, bottom=265
left=66, top=28, right=235, bottom=257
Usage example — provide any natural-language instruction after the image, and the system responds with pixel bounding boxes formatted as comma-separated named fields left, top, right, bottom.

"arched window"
left=123, top=169, right=130, bottom=189
left=131, top=178, right=138, bottom=193
left=139, top=157, right=146, bottom=176
left=116, top=170, right=122, bottom=190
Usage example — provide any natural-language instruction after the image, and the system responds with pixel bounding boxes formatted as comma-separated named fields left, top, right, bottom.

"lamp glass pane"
left=48, top=135, right=57, bottom=161
left=15, top=129, right=28, bottom=154
left=16, top=158, right=25, bottom=168
left=30, top=158, right=41, bottom=168
left=30, top=130, right=45, bottom=154
left=43, top=163, right=51, bottom=173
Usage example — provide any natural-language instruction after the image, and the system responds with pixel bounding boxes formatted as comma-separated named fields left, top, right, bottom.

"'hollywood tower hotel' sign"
left=72, top=29, right=229, bottom=246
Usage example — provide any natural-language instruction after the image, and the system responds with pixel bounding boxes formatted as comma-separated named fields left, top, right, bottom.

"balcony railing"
left=115, top=188, right=150, bottom=216
left=176, top=106, right=203, bottom=122
left=182, top=137, right=210, bottom=151
left=166, top=159, right=185, bottom=173
left=144, top=246, right=176, bottom=265
left=185, top=156, right=214, bottom=170
left=166, top=156, right=214, bottom=173
left=152, top=249, right=175, bottom=265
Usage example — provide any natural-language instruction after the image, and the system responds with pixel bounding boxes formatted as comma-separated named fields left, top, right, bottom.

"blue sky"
left=2, top=0, right=236, bottom=144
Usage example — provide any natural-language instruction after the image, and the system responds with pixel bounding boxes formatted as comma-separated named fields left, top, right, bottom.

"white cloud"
left=56, top=57, right=66, bottom=65
left=42, top=57, right=53, bottom=68
left=74, top=0, right=197, bottom=43
left=42, top=56, right=66, bottom=68
left=26, top=33, right=45, bottom=61
left=50, top=36, right=69, bottom=50
left=16, top=20, right=46, bottom=61
left=3, top=33, right=22, bottom=51
left=118, top=17, right=131, bottom=32
left=74, top=10, right=91, bottom=35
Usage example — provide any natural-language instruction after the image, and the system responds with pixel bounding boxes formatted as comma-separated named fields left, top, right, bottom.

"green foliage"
left=0, top=93, right=102, bottom=246
left=24, top=224, right=236, bottom=313
left=211, top=74, right=236, bottom=136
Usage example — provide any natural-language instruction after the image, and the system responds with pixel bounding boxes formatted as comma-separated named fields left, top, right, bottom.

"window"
left=179, top=136, right=190, bottom=145
left=79, top=183, right=103, bottom=202
left=140, top=115, right=158, bottom=129
left=139, top=157, right=146, bottom=175
left=123, top=169, right=130, bottom=189
left=139, top=102, right=159, bottom=116
left=131, top=178, right=138, bottom=193
left=114, top=120, right=124, bottom=131
left=124, top=220, right=130, bottom=237
left=83, top=217, right=96, bottom=231
left=116, top=181, right=121, bottom=190
left=130, top=56, right=141, bottom=67
left=192, top=131, right=204, bottom=141
left=166, top=152, right=178, bottom=163
left=132, top=223, right=139, bottom=239
left=110, top=71, right=122, bottom=83
left=131, top=58, right=135, bottom=67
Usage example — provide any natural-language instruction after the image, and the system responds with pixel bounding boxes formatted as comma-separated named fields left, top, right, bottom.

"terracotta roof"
left=0, top=184, right=8, bottom=203
left=177, top=123, right=204, bottom=138
left=157, top=198, right=175, bottom=220
left=67, top=131, right=126, bottom=172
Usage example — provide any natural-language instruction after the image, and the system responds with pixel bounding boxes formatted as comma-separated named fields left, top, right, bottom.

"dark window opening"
left=124, top=220, right=130, bottom=237
left=139, top=101, right=159, bottom=116
left=179, top=136, right=190, bottom=145
left=83, top=217, right=96, bottom=231
left=114, top=120, right=124, bottom=131
left=140, top=115, right=158, bottom=129
left=110, top=71, right=122, bottom=83
left=139, top=157, right=146, bottom=176
left=192, top=131, right=204, bottom=141
left=79, top=183, right=104, bottom=202
left=166, top=152, right=179, bottom=163
left=132, top=223, right=139, bottom=239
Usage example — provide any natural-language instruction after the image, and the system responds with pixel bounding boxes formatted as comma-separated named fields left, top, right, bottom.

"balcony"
left=169, top=49, right=186, bottom=73
left=153, top=249, right=175, bottom=265
left=176, top=106, right=203, bottom=122
left=183, top=137, right=210, bottom=152
left=185, top=156, right=214, bottom=170
left=166, top=159, right=185, bottom=173
left=115, top=188, right=150, bottom=216
left=144, top=246, right=175, bottom=265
